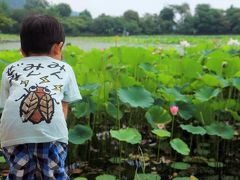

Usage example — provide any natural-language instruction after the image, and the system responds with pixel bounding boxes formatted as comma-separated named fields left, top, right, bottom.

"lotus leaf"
left=96, top=175, right=116, bottom=180
left=170, top=162, right=191, bottom=170
left=69, top=124, right=93, bottom=144
left=73, top=177, right=88, bottom=180
left=110, top=128, right=142, bottom=144
left=201, top=74, right=227, bottom=88
left=180, top=124, right=206, bottom=135
left=117, top=86, right=154, bottom=108
left=139, top=63, right=158, bottom=73
left=170, top=138, right=190, bottom=155
left=152, top=129, right=171, bottom=138
left=226, top=109, right=240, bottom=121
left=0, top=156, right=6, bottom=163
left=161, top=87, right=189, bottom=102
left=207, top=161, right=224, bottom=168
left=232, top=77, right=240, bottom=91
left=195, top=86, right=221, bottom=102
left=134, top=174, right=161, bottom=180
left=176, top=101, right=196, bottom=120
left=145, top=106, right=172, bottom=128
left=173, top=177, right=198, bottom=180
left=106, top=102, right=123, bottom=120
left=205, top=122, right=234, bottom=139
left=74, top=102, right=89, bottom=118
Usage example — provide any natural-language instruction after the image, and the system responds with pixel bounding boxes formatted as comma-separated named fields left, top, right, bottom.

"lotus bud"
left=170, top=105, right=179, bottom=116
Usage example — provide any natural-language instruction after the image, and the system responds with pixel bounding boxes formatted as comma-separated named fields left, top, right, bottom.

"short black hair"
left=20, top=15, right=65, bottom=55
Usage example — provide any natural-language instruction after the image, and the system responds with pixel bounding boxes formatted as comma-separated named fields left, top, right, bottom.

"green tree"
left=140, top=13, right=160, bottom=34
left=91, top=14, right=115, bottom=35
left=123, top=10, right=141, bottom=34
left=0, top=1, right=10, bottom=15
left=194, top=4, right=229, bottom=34
left=54, top=3, right=72, bottom=17
left=159, top=7, right=174, bottom=21
left=176, top=14, right=195, bottom=34
left=170, top=3, right=190, bottom=20
left=0, top=14, right=16, bottom=33
left=79, top=10, right=92, bottom=20
left=226, top=6, right=240, bottom=34
left=78, top=10, right=93, bottom=33
left=159, top=7, right=175, bottom=33
left=24, top=0, right=49, bottom=10
left=123, top=10, right=139, bottom=22
left=91, top=14, right=124, bottom=35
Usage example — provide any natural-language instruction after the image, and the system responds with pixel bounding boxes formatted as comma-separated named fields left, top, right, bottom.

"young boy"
left=0, top=15, right=81, bottom=179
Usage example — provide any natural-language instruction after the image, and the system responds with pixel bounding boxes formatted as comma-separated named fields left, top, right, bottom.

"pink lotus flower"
left=170, top=105, right=179, bottom=116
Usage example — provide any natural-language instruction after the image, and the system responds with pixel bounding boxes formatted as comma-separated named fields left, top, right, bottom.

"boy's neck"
left=26, top=53, right=61, bottom=60
left=28, top=53, right=49, bottom=57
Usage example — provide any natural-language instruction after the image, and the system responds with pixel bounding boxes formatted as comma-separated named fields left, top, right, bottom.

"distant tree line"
left=1, top=0, right=240, bottom=35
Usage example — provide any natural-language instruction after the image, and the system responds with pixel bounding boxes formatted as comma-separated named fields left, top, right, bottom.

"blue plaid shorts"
left=2, top=141, right=69, bottom=180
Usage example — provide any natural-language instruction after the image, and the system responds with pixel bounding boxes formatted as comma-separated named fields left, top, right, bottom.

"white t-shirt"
left=0, top=56, right=81, bottom=147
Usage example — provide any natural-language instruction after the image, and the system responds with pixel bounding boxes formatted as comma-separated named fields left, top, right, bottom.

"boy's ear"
left=51, top=42, right=64, bottom=60
left=20, top=48, right=27, bottom=57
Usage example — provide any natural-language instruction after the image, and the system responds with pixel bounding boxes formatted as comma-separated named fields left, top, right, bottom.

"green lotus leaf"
left=152, top=129, right=171, bottom=138
left=157, top=73, right=174, bottom=86
left=73, top=177, right=88, bottom=180
left=69, top=124, right=93, bottom=144
left=170, top=162, right=191, bottom=170
left=180, top=124, right=206, bottom=135
left=176, top=101, right=196, bottom=120
left=207, top=161, right=224, bottom=168
left=117, top=86, right=154, bottom=108
left=232, top=77, right=240, bottom=91
left=201, top=74, right=228, bottom=88
left=0, top=156, right=6, bottom=163
left=134, top=174, right=161, bottom=180
left=110, top=128, right=142, bottom=144
left=170, top=138, right=190, bottom=155
left=205, top=122, right=234, bottom=139
left=96, top=175, right=116, bottom=180
left=210, top=99, right=237, bottom=111
left=160, top=87, right=189, bottom=102
left=79, top=83, right=100, bottom=91
left=195, top=86, right=221, bottom=102
left=226, top=109, right=240, bottom=121
left=173, top=177, right=198, bottom=180
left=74, top=102, right=89, bottom=118
left=106, top=103, right=123, bottom=120
left=139, top=63, right=158, bottom=73
left=145, top=106, right=172, bottom=128
left=119, top=74, right=140, bottom=87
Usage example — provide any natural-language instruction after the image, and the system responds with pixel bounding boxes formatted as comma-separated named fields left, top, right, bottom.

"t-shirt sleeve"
left=0, top=69, right=9, bottom=108
left=63, top=65, right=82, bottom=103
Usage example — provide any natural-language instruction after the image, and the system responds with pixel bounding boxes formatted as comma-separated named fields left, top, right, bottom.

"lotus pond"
left=0, top=36, right=240, bottom=180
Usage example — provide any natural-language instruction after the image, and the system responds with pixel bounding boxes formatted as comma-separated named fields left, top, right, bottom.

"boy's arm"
left=62, top=101, right=69, bottom=120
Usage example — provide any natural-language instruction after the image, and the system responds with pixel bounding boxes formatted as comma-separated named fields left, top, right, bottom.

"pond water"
left=0, top=38, right=179, bottom=51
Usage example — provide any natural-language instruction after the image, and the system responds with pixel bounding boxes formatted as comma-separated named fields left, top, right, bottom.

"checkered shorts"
left=2, top=141, right=69, bottom=180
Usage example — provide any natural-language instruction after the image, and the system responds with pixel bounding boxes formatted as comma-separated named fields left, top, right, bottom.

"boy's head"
left=20, top=15, right=65, bottom=59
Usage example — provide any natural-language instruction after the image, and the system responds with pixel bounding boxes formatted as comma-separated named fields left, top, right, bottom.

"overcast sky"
left=48, top=0, right=240, bottom=17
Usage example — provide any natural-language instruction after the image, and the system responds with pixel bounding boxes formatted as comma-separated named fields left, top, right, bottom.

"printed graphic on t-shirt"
left=17, top=85, right=58, bottom=124
left=6, top=61, right=66, bottom=124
